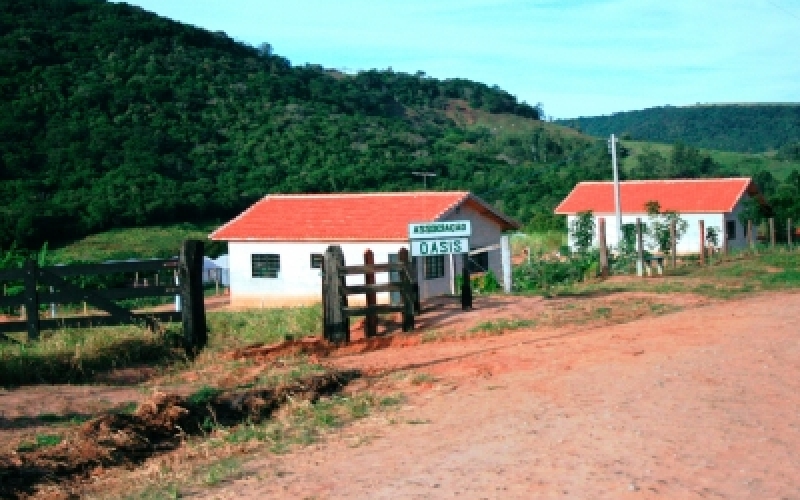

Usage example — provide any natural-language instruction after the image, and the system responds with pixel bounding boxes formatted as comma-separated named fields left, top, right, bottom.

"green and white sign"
left=411, top=237, right=469, bottom=257
left=408, top=220, right=471, bottom=239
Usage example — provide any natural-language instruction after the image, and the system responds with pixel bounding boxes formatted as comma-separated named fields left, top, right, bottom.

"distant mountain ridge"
left=557, top=104, right=800, bottom=153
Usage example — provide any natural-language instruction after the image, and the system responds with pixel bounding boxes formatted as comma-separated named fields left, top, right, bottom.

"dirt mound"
left=0, top=371, right=357, bottom=499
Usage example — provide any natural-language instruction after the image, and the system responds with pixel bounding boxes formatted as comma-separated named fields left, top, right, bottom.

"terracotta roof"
left=210, top=192, right=519, bottom=241
left=554, top=178, right=757, bottom=215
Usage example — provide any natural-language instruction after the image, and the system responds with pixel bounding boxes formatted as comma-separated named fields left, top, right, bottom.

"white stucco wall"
left=228, top=241, right=410, bottom=308
left=567, top=213, right=729, bottom=254
left=565, top=194, right=757, bottom=254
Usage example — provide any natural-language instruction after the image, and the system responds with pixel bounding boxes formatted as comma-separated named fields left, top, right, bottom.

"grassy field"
left=48, top=222, right=225, bottom=263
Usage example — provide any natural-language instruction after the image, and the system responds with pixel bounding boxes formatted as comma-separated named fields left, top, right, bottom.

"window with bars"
left=424, top=255, right=445, bottom=280
left=310, top=253, right=323, bottom=269
left=252, top=254, right=280, bottom=278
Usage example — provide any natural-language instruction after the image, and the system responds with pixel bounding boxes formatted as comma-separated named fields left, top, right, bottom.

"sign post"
left=409, top=221, right=472, bottom=308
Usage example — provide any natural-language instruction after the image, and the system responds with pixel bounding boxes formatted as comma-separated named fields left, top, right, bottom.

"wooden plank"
left=469, top=243, right=500, bottom=255
left=399, top=248, right=414, bottom=331
left=24, top=260, right=39, bottom=341
left=323, top=245, right=349, bottom=343
left=461, top=252, right=473, bottom=310
left=598, top=218, right=609, bottom=278
left=180, top=240, right=207, bottom=356
left=42, top=259, right=178, bottom=277
left=343, top=305, right=404, bottom=317
left=364, top=249, right=377, bottom=338
left=340, top=263, right=404, bottom=275
left=40, top=286, right=181, bottom=303
left=0, top=311, right=181, bottom=334
left=699, top=220, right=705, bottom=265
left=0, top=268, right=26, bottom=281
left=636, top=218, right=644, bottom=277
left=344, top=283, right=404, bottom=295
left=36, top=267, right=156, bottom=331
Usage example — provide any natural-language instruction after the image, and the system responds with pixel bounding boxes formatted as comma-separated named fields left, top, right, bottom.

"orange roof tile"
left=554, top=178, right=756, bottom=215
left=210, top=192, right=519, bottom=241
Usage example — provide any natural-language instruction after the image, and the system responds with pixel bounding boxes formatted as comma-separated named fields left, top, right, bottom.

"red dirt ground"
left=189, top=291, right=800, bottom=499
left=3, top=291, right=800, bottom=498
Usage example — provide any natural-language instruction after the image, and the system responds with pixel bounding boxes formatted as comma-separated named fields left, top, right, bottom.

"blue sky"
left=115, top=0, right=800, bottom=118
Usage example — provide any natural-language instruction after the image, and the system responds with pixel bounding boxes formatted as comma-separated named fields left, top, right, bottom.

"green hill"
left=1, top=0, right=624, bottom=249
left=557, top=104, right=800, bottom=154
left=2, top=0, right=800, bottom=256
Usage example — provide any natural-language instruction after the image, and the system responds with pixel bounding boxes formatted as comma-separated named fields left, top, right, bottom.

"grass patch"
left=200, top=457, right=245, bottom=487
left=410, top=372, right=436, bottom=385
left=469, top=318, right=537, bottom=334
left=16, top=433, right=63, bottom=452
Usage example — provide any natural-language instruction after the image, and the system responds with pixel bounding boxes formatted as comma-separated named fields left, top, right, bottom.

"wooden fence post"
left=636, top=218, right=644, bottom=277
left=721, top=220, right=728, bottom=256
left=323, top=245, right=349, bottom=343
left=461, top=252, right=473, bottom=310
left=769, top=218, right=775, bottom=248
left=398, top=247, right=414, bottom=332
left=699, top=220, right=705, bottom=266
left=670, top=220, right=677, bottom=268
left=598, top=218, right=609, bottom=278
left=180, top=239, right=207, bottom=356
left=364, top=249, right=377, bottom=338
left=24, top=259, right=39, bottom=341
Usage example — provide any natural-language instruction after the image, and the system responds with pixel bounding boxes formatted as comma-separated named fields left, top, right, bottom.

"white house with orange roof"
left=554, top=178, right=767, bottom=253
left=210, top=192, right=520, bottom=308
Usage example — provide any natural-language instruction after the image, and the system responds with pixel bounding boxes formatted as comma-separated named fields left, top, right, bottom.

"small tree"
left=569, top=211, right=595, bottom=256
left=706, top=226, right=720, bottom=248
left=645, top=201, right=687, bottom=255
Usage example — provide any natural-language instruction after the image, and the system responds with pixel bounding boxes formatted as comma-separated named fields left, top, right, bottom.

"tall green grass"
left=0, top=305, right=322, bottom=387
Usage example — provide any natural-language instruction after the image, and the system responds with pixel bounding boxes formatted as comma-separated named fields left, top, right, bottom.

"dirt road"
left=195, top=292, right=800, bottom=499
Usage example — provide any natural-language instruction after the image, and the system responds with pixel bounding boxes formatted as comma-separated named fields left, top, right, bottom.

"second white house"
left=554, top=177, right=768, bottom=253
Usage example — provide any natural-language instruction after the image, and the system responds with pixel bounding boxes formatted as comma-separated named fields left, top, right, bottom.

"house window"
left=468, top=251, right=489, bottom=273
left=310, top=253, right=323, bottom=269
left=252, top=254, right=280, bottom=278
left=424, top=255, right=445, bottom=280
left=726, top=220, right=736, bottom=240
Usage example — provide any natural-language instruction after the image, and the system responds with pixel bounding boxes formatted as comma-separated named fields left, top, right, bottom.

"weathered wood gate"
left=0, top=240, right=207, bottom=354
left=322, top=245, right=416, bottom=343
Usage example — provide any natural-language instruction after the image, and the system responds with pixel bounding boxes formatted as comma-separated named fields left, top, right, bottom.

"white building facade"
left=211, top=192, right=519, bottom=308
left=556, top=178, right=766, bottom=254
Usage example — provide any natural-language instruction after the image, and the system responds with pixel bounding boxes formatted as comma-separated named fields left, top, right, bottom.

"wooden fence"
left=322, top=245, right=416, bottom=343
left=0, top=240, right=207, bottom=354
left=595, top=217, right=796, bottom=277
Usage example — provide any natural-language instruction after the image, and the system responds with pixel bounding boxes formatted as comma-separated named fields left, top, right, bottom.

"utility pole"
left=412, top=171, right=436, bottom=190
left=608, top=134, right=622, bottom=246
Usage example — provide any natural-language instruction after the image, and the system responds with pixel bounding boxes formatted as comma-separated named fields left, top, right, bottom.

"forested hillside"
left=558, top=105, right=800, bottom=153
left=0, top=0, right=615, bottom=249
left=3, top=0, right=800, bottom=253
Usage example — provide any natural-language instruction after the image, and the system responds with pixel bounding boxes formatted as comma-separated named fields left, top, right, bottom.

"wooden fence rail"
left=322, top=245, right=415, bottom=343
left=0, top=240, right=206, bottom=355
